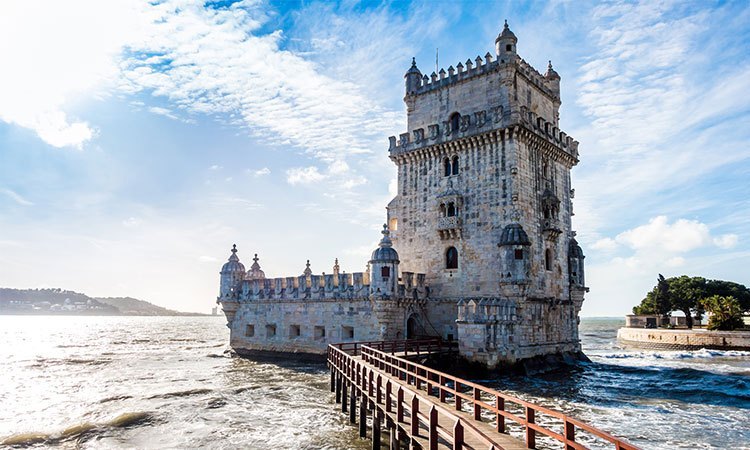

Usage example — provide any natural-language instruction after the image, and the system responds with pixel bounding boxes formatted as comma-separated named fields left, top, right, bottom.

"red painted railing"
left=328, top=340, right=640, bottom=450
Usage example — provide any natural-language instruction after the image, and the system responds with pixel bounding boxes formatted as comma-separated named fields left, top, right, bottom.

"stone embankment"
left=618, top=327, right=750, bottom=351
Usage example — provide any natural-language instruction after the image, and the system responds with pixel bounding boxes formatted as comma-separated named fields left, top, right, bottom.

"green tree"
left=667, top=276, right=708, bottom=329
left=706, top=280, right=750, bottom=312
left=701, top=295, right=745, bottom=331
left=632, top=274, right=672, bottom=317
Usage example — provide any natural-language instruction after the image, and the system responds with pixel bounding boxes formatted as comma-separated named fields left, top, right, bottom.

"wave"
left=99, top=395, right=133, bottom=403
left=147, top=388, right=212, bottom=399
left=599, top=348, right=750, bottom=360
left=0, top=412, right=152, bottom=447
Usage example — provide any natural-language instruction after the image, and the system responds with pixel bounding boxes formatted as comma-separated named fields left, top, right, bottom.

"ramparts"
left=617, top=327, right=750, bottom=351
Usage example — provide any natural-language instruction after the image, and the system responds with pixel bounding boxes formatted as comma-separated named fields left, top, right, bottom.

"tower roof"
left=221, top=244, right=246, bottom=273
left=370, top=224, right=399, bottom=262
left=545, top=60, right=560, bottom=80
left=405, top=57, right=421, bottom=76
left=496, top=20, right=517, bottom=43
left=569, top=238, right=585, bottom=258
left=499, top=224, right=531, bottom=246
left=245, top=253, right=266, bottom=280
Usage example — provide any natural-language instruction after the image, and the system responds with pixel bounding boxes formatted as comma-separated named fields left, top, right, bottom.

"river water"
left=0, top=316, right=748, bottom=449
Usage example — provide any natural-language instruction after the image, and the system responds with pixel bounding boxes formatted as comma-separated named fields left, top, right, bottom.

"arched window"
left=446, top=247, right=458, bottom=269
left=450, top=112, right=460, bottom=134
left=447, top=202, right=456, bottom=217
left=545, top=249, right=553, bottom=271
left=443, top=157, right=451, bottom=177
left=439, top=203, right=446, bottom=217
left=451, top=156, right=459, bottom=175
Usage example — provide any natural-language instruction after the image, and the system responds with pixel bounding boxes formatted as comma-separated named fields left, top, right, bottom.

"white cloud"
left=0, top=0, right=147, bottom=148
left=252, top=167, right=271, bottom=177
left=714, top=234, right=739, bottom=249
left=615, top=216, right=712, bottom=253
left=122, top=217, right=142, bottom=227
left=148, top=106, right=177, bottom=119
left=286, top=166, right=326, bottom=185
left=591, top=237, right=617, bottom=251
left=1, top=189, right=33, bottom=206
left=209, top=165, right=223, bottom=171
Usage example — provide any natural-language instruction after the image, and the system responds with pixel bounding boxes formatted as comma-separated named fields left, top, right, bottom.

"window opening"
left=381, top=266, right=390, bottom=278
left=545, top=249, right=553, bottom=271
left=443, top=157, right=451, bottom=176
left=451, top=156, right=459, bottom=175
left=514, top=249, right=524, bottom=260
left=447, top=203, right=456, bottom=217
left=446, top=247, right=458, bottom=269
left=450, top=113, right=460, bottom=134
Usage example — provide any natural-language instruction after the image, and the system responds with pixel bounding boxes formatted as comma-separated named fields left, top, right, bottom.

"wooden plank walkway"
left=328, top=339, right=639, bottom=450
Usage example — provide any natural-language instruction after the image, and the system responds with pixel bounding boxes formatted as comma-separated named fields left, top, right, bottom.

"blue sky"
left=1, top=0, right=748, bottom=315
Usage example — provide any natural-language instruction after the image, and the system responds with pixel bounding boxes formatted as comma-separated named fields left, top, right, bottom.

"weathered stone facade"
left=218, top=22, right=587, bottom=368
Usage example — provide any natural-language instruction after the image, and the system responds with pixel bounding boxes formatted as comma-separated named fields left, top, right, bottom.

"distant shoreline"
left=0, top=309, right=211, bottom=317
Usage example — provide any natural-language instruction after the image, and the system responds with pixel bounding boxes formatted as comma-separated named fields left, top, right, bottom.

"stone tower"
left=387, top=21, right=587, bottom=365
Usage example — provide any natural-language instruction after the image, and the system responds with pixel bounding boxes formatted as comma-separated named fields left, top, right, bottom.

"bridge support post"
left=496, top=395, right=505, bottom=433
left=372, top=411, right=381, bottom=450
left=359, top=395, right=367, bottom=438
left=342, top=381, right=348, bottom=413
left=335, top=373, right=342, bottom=404
left=429, top=405, right=438, bottom=450
left=453, top=419, right=464, bottom=450
left=330, top=367, right=335, bottom=392
left=526, top=407, right=536, bottom=449
left=564, top=419, right=575, bottom=450
left=385, top=380, right=392, bottom=413
left=350, top=389, right=357, bottom=424
left=397, top=386, right=404, bottom=423
left=389, top=420, right=398, bottom=450
left=410, top=396, right=419, bottom=436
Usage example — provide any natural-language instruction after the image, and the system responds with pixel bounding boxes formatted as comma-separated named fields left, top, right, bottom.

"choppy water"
left=0, top=316, right=748, bottom=449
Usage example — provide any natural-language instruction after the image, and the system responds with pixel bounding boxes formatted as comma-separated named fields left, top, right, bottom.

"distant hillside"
left=0, top=288, right=207, bottom=316
left=96, top=297, right=204, bottom=316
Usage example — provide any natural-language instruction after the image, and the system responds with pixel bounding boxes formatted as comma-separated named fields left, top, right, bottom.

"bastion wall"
left=617, top=327, right=750, bottom=351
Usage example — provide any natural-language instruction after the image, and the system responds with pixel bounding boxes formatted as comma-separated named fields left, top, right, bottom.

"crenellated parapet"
left=217, top=245, right=429, bottom=305
left=457, top=298, right=517, bottom=324
left=389, top=105, right=578, bottom=163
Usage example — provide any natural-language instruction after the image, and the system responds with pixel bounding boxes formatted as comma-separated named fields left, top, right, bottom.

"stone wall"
left=226, top=297, right=460, bottom=355
left=617, top=327, right=750, bottom=351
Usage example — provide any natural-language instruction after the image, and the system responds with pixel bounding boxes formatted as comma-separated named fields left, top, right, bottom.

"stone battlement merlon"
left=388, top=108, right=578, bottom=163
left=409, top=56, right=557, bottom=100
left=220, top=269, right=429, bottom=302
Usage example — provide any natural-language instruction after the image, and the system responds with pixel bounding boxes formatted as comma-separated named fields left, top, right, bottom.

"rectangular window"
left=314, top=326, right=326, bottom=340
left=245, top=324, right=255, bottom=337
left=342, top=326, right=354, bottom=340
left=266, top=324, right=276, bottom=338
left=514, top=249, right=524, bottom=260
left=289, top=324, right=301, bottom=338
left=381, top=266, right=390, bottom=278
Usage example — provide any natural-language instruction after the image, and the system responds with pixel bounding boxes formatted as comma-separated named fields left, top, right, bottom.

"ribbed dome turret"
left=569, top=238, right=584, bottom=259
left=370, top=224, right=400, bottom=263
left=221, top=244, right=246, bottom=274
left=499, top=223, right=531, bottom=246
left=245, top=253, right=266, bottom=280
left=545, top=60, right=560, bottom=80
left=496, top=20, right=517, bottom=44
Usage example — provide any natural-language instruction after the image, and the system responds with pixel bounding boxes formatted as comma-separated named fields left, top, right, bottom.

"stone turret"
left=545, top=60, right=560, bottom=98
left=369, top=224, right=400, bottom=297
left=498, top=223, right=531, bottom=285
left=220, top=245, right=245, bottom=298
left=495, top=20, right=518, bottom=63
left=245, top=253, right=266, bottom=281
left=404, top=57, right=422, bottom=96
left=568, top=237, right=585, bottom=288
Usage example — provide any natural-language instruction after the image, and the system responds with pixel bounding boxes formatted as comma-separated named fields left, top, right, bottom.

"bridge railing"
left=328, top=338, right=454, bottom=359
left=328, top=343, right=495, bottom=450
left=354, top=344, right=639, bottom=450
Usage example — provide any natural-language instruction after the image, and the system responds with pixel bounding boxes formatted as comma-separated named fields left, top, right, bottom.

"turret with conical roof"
left=404, top=57, right=422, bottom=95
left=495, top=20, right=518, bottom=63
left=369, top=224, right=400, bottom=297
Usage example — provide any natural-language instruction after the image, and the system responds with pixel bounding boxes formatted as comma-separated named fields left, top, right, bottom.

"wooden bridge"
left=327, top=339, right=639, bottom=450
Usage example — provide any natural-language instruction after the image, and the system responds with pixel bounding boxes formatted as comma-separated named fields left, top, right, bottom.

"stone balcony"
left=438, top=216, right=462, bottom=240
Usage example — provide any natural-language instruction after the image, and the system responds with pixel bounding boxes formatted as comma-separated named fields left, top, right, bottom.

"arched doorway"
left=406, top=314, right=419, bottom=339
